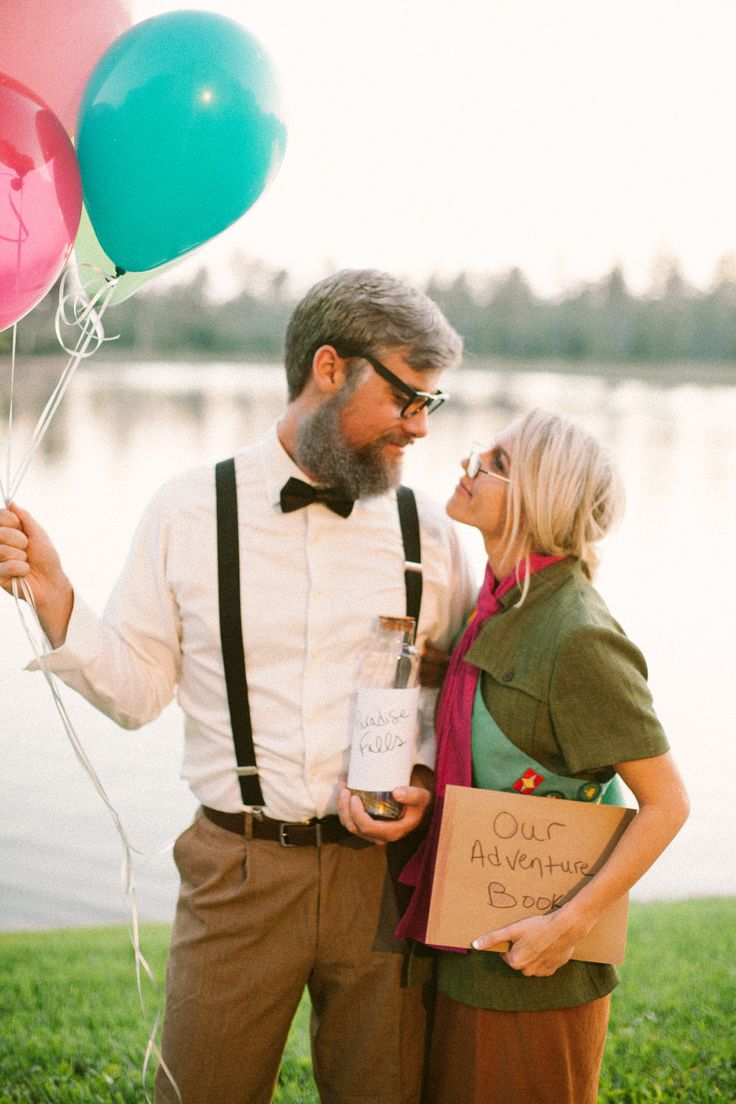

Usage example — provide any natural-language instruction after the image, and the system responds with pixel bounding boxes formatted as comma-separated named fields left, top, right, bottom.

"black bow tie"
left=280, top=477, right=354, bottom=518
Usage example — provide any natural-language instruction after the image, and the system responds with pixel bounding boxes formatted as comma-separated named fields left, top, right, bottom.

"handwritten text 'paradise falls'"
left=355, top=704, right=411, bottom=757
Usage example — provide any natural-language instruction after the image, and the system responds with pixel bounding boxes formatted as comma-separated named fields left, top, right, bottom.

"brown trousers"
left=154, top=811, right=430, bottom=1104
left=425, top=990, right=611, bottom=1104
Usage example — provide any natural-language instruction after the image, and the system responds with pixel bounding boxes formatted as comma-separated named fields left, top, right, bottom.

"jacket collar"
left=465, top=557, right=585, bottom=696
left=495, top=556, right=581, bottom=612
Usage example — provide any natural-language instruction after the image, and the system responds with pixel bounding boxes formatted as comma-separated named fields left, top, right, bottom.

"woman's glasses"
left=467, top=444, right=510, bottom=483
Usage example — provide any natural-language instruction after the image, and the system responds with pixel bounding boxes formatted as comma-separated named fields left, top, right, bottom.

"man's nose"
left=405, top=406, right=430, bottom=438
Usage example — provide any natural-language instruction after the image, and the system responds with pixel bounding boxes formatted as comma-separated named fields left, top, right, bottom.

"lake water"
left=1, top=359, right=734, bottom=930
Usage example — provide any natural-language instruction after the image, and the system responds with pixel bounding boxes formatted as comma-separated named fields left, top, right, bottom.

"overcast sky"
left=132, top=0, right=736, bottom=295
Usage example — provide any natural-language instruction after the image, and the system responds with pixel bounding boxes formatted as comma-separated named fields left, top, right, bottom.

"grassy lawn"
left=0, top=898, right=733, bottom=1103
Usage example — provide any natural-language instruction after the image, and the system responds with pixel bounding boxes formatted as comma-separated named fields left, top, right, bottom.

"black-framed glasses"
left=334, top=348, right=449, bottom=419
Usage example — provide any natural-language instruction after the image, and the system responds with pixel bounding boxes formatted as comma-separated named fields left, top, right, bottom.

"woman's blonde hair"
left=501, top=409, right=625, bottom=595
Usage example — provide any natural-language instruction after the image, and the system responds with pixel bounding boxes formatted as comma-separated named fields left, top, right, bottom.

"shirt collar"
left=257, top=423, right=316, bottom=509
left=250, top=421, right=399, bottom=515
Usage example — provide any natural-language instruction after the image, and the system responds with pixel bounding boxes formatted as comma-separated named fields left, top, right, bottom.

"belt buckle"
left=278, top=819, right=322, bottom=847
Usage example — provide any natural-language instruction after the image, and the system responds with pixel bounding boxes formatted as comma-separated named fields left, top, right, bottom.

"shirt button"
left=501, top=671, right=514, bottom=683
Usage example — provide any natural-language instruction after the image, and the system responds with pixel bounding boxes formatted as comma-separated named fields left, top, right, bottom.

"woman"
left=397, top=408, right=689, bottom=1104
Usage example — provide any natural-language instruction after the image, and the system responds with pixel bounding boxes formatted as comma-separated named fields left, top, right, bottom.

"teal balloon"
left=76, top=11, right=286, bottom=272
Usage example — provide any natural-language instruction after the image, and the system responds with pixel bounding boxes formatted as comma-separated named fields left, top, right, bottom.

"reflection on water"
left=1, top=360, right=735, bottom=929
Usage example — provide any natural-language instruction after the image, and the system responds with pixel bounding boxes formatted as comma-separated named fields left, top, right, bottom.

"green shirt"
left=435, top=558, right=669, bottom=1011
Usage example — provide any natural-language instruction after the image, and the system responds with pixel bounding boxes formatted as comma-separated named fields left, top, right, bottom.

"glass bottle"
left=347, top=615, right=421, bottom=819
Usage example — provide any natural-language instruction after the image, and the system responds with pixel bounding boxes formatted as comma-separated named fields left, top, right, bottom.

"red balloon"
left=0, top=73, right=82, bottom=332
left=0, top=0, right=132, bottom=136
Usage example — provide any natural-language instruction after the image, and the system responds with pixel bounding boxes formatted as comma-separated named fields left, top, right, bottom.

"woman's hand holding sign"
left=472, top=908, right=587, bottom=977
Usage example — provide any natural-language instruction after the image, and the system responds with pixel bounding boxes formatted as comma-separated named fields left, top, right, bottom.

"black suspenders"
left=396, top=484, right=422, bottom=626
left=215, top=459, right=265, bottom=808
left=214, top=458, right=423, bottom=809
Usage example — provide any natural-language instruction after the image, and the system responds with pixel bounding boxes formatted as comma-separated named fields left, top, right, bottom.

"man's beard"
left=295, top=396, right=408, bottom=500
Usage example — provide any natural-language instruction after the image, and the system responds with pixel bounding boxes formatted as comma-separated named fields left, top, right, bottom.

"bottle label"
left=347, top=687, right=421, bottom=790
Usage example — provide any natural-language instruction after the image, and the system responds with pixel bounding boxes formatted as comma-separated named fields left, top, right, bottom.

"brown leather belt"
left=202, top=805, right=351, bottom=847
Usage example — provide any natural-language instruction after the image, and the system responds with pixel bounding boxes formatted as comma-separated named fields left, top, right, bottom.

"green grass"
left=603, top=898, right=736, bottom=1102
left=0, top=899, right=733, bottom=1103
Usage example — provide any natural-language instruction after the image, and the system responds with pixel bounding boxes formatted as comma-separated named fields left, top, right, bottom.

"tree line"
left=6, top=254, right=736, bottom=366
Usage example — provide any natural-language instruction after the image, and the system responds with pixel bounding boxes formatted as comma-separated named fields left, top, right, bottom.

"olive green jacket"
left=434, top=557, right=668, bottom=1011
left=467, top=557, right=668, bottom=782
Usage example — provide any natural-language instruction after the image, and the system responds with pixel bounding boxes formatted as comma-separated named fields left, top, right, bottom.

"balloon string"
left=0, top=179, right=29, bottom=244
left=55, top=263, right=116, bottom=355
left=9, top=575, right=181, bottom=1104
left=0, top=323, right=18, bottom=506
left=2, top=270, right=180, bottom=1101
left=7, top=276, right=118, bottom=502
left=10, top=184, right=30, bottom=242
left=8, top=323, right=16, bottom=495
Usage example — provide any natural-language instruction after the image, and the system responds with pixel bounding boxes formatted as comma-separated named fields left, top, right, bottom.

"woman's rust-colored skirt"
left=424, top=991, right=611, bottom=1104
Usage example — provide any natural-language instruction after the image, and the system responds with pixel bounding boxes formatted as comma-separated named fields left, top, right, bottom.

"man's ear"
left=311, top=345, right=347, bottom=395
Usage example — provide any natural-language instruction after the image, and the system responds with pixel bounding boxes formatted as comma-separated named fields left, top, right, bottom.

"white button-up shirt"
left=34, top=425, right=474, bottom=820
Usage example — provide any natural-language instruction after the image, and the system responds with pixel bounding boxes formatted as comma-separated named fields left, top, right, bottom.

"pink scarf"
left=396, top=554, right=562, bottom=945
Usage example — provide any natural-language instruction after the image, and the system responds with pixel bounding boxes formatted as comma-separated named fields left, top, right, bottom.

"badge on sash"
left=512, top=768, right=545, bottom=794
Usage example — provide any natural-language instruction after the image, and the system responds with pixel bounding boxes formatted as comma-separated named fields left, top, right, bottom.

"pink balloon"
left=0, top=0, right=132, bottom=136
left=0, top=73, right=82, bottom=332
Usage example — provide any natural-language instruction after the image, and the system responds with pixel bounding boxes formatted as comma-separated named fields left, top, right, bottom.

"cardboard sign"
left=426, top=785, right=636, bottom=964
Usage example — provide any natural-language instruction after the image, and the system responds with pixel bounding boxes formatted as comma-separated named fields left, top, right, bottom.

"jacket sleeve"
left=549, top=625, right=669, bottom=776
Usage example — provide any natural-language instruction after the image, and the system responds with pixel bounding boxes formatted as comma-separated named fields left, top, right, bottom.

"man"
left=0, top=269, right=474, bottom=1104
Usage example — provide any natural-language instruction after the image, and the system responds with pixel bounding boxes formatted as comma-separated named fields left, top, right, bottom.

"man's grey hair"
left=284, top=269, right=463, bottom=400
